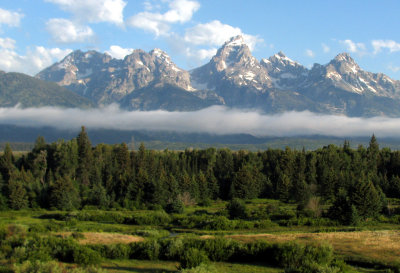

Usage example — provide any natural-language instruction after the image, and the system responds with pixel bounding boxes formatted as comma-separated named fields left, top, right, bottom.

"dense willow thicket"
left=0, top=127, right=397, bottom=224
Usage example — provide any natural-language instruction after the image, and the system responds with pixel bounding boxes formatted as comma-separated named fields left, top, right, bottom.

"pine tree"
left=50, top=175, right=81, bottom=210
left=276, top=172, right=291, bottom=202
left=32, top=150, right=47, bottom=184
left=76, top=126, right=93, bottom=186
left=88, top=181, right=109, bottom=209
left=231, top=163, right=262, bottom=199
left=351, top=175, right=382, bottom=219
left=367, top=134, right=379, bottom=173
left=8, top=172, right=28, bottom=210
left=0, top=143, right=15, bottom=183
left=215, top=149, right=234, bottom=199
left=196, top=171, right=209, bottom=203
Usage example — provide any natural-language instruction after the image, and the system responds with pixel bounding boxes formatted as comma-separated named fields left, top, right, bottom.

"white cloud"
left=183, top=20, right=262, bottom=51
left=196, top=48, right=218, bottom=60
left=46, top=18, right=94, bottom=43
left=127, top=0, right=200, bottom=36
left=45, top=0, right=126, bottom=25
left=106, top=45, right=134, bottom=59
left=2, top=105, right=400, bottom=138
left=372, top=40, right=400, bottom=54
left=0, top=37, right=16, bottom=49
left=0, top=39, right=71, bottom=75
left=185, top=47, right=217, bottom=61
left=305, top=49, right=314, bottom=57
left=177, top=20, right=263, bottom=64
left=0, top=8, right=24, bottom=27
left=340, top=39, right=366, bottom=54
left=322, top=43, right=330, bottom=53
left=388, top=65, right=400, bottom=73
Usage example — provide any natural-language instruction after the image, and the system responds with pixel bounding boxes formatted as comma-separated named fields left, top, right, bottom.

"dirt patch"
left=58, top=232, right=145, bottom=245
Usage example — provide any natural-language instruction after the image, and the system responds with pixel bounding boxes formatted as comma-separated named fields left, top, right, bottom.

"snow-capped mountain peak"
left=269, top=51, right=300, bottom=67
left=223, top=35, right=246, bottom=48
left=36, top=36, right=400, bottom=117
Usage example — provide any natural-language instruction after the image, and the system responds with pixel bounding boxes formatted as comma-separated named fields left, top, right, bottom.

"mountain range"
left=2, top=35, right=400, bottom=117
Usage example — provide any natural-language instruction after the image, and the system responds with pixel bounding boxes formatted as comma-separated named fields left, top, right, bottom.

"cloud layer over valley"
left=1, top=105, right=400, bottom=138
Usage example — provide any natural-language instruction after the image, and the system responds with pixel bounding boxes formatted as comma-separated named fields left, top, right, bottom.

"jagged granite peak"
left=37, top=50, right=114, bottom=86
left=261, top=51, right=308, bottom=90
left=266, top=51, right=299, bottom=66
left=37, top=48, right=194, bottom=105
left=190, top=35, right=272, bottom=96
left=305, top=52, right=400, bottom=98
left=223, top=35, right=247, bottom=47
left=329, top=52, right=360, bottom=75
left=35, top=36, right=400, bottom=117
left=212, top=34, right=259, bottom=71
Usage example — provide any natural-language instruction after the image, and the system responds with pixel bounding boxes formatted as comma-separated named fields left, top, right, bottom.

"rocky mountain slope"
left=36, top=35, right=400, bottom=116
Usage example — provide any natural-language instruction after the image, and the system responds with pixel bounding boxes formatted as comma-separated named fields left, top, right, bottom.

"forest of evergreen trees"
left=0, top=127, right=398, bottom=225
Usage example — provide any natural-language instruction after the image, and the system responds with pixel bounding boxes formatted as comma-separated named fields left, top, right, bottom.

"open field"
left=58, top=232, right=145, bottom=245
left=226, top=230, right=400, bottom=265
left=1, top=208, right=400, bottom=273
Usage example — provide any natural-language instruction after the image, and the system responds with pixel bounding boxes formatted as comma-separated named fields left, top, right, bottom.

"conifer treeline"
left=0, top=128, right=397, bottom=220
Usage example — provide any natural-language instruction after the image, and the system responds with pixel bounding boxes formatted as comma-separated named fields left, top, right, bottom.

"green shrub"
left=75, top=211, right=126, bottom=224
left=270, top=209, right=297, bottom=221
left=200, top=237, right=239, bottom=261
left=179, top=248, right=209, bottom=269
left=130, top=240, right=161, bottom=260
left=254, top=219, right=278, bottom=228
left=133, top=229, right=169, bottom=238
left=92, top=244, right=130, bottom=259
left=201, top=216, right=234, bottom=230
left=73, top=245, right=102, bottom=266
left=164, top=238, right=184, bottom=260
left=128, top=211, right=171, bottom=226
left=165, top=199, right=184, bottom=214
left=226, top=198, right=248, bottom=220
left=233, top=220, right=254, bottom=229
left=276, top=242, right=334, bottom=272
left=14, top=260, right=64, bottom=273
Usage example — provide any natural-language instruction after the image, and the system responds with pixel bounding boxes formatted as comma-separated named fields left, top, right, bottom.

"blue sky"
left=1, top=0, right=400, bottom=78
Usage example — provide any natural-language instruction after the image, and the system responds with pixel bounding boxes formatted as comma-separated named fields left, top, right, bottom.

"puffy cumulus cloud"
left=166, top=0, right=200, bottom=23
left=173, top=20, right=263, bottom=65
left=184, top=20, right=262, bottom=51
left=0, top=39, right=71, bottom=75
left=45, top=0, right=126, bottom=25
left=46, top=18, right=94, bottom=43
left=388, top=65, right=400, bottom=73
left=305, top=49, right=314, bottom=57
left=184, top=47, right=217, bottom=62
left=0, top=105, right=400, bottom=138
left=0, top=37, right=16, bottom=49
left=340, top=39, right=366, bottom=54
left=127, top=0, right=200, bottom=36
left=0, top=8, right=24, bottom=27
left=106, top=45, right=134, bottom=59
left=372, top=40, right=400, bottom=54
left=26, top=47, right=72, bottom=72
left=322, top=43, right=330, bottom=53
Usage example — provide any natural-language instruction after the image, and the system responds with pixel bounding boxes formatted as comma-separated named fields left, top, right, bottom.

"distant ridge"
left=31, top=35, right=400, bottom=117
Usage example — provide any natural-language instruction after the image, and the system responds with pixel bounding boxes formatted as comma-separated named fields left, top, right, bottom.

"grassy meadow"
left=1, top=198, right=399, bottom=272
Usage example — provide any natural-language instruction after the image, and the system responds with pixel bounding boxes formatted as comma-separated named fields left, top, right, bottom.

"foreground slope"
left=0, top=71, right=93, bottom=108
